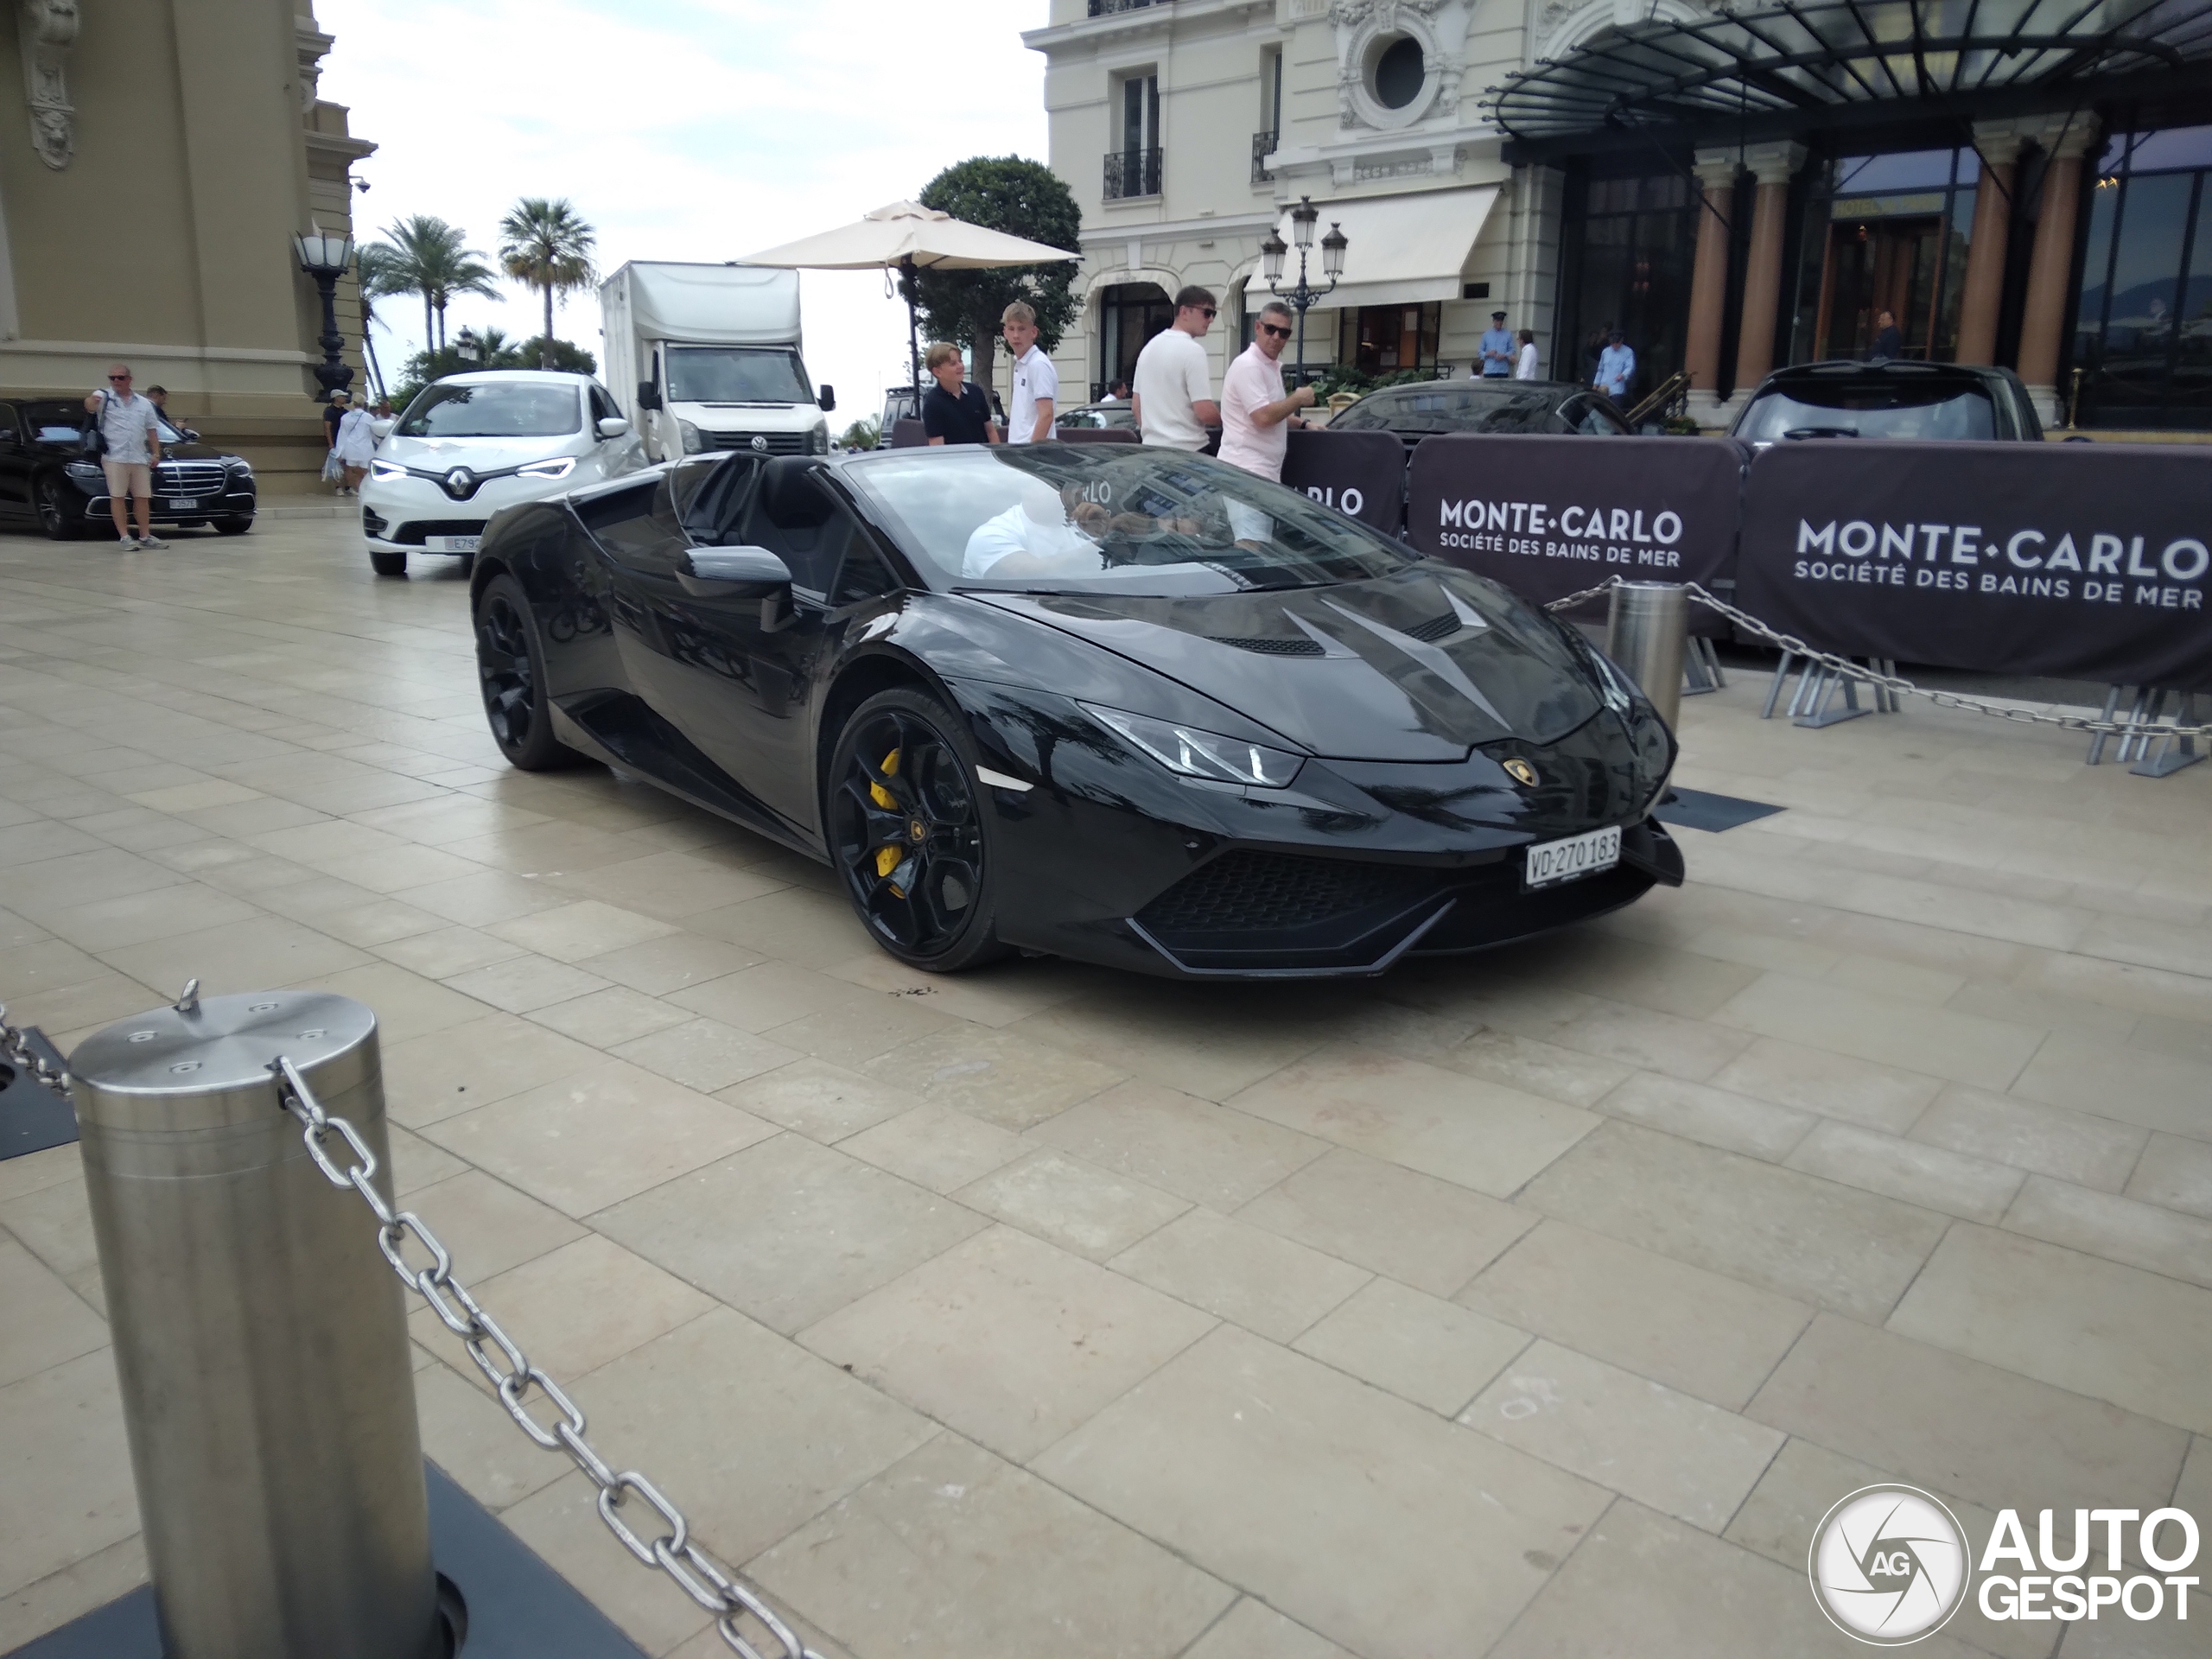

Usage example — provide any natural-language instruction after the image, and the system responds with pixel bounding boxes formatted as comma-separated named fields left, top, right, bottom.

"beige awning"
left=1270, top=187, right=1499, bottom=313
left=740, top=201, right=1077, bottom=272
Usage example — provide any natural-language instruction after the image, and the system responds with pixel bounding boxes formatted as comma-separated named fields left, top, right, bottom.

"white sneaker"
left=137, top=535, right=168, bottom=549
left=117, top=535, right=137, bottom=548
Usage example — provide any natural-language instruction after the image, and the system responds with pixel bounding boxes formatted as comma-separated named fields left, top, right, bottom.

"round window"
left=1373, top=36, right=1426, bottom=109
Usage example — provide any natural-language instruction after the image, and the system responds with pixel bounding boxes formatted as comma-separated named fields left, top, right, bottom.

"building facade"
left=0, top=1, right=373, bottom=484
left=1026, top=0, right=2212, bottom=430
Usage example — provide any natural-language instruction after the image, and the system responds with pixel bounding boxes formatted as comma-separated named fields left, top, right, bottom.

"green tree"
left=518, top=336, right=597, bottom=375
left=839, top=417, right=881, bottom=451
left=359, top=215, right=498, bottom=352
left=499, top=197, right=598, bottom=368
left=907, top=156, right=1081, bottom=397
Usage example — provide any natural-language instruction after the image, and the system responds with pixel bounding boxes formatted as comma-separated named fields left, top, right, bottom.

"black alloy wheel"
left=829, top=689, right=1007, bottom=971
left=36, top=476, right=80, bottom=542
left=474, top=573, right=581, bottom=771
left=371, top=549, right=408, bottom=576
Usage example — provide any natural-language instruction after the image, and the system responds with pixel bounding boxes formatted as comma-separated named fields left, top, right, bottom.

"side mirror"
left=677, top=544, right=791, bottom=598
left=182, top=428, right=202, bottom=442
left=370, top=419, right=395, bottom=440
left=817, top=384, right=836, bottom=413
left=636, top=380, right=664, bottom=412
left=597, top=416, right=632, bottom=439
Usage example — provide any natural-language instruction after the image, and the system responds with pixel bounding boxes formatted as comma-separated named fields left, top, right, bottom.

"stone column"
left=1683, top=151, right=1741, bottom=426
left=1732, top=142, right=1806, bottom=390
left=1955, top=126, right=2024, bottom=364
left=2018, top=119, right=2098, bottom=421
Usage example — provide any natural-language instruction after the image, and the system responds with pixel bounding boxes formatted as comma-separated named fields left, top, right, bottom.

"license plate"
left=428, top=535, right=480, bottom=553
left=166, top=498, right=198, bottom=510
left=1524, top=825, right=1622, bottom=888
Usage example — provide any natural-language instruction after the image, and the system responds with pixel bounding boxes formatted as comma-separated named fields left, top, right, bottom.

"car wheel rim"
left=476, top=594, right=537, bottom=751
left=38, top=481, right=61, bottom=532
left=833, top=710, right=982, bottom=958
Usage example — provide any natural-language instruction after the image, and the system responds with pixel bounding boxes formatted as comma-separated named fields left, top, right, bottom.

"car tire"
left=214, top=515, right=253, bottom=536
left=474, top=572, right=585, bottom=772
left=455, top=551, right=476, bottom=579
left=371, top=549, right=407, bottom=577
left=35, top=475, right=81, bottom=542
left=827, top=687, right=1010, bottom=973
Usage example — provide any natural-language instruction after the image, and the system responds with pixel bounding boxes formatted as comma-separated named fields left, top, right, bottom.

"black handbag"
left=79, top=390, right=107, bottom=461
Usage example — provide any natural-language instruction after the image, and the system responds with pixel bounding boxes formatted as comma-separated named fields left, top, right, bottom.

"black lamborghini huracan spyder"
left=467, top=442, right=1683, bottom=979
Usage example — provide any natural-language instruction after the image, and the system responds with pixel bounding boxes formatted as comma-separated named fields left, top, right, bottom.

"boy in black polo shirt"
left=920, top=342, right=997, bottom=446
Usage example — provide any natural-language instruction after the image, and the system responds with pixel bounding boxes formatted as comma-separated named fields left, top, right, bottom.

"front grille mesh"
left=706, top=430, right=809, bottom=454
left=1208, top=635, right=1325, bottom=657
left=1139, top=852, right=1438, bottom=935
left=1407, top=613, right=1461, bottom=643
left=156, top=461, right=227, bottom=495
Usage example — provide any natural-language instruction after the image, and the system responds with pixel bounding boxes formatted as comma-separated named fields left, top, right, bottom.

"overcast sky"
left=316, top=0, right=1049, bottom=426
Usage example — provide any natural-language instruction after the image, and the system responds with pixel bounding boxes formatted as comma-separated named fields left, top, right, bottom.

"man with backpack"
left=81, top=363, right=165, bottom=549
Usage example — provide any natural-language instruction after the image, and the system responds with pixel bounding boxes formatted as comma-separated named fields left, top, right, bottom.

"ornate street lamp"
left=293, top=226, right=356, bottom=404
left=455, top=326, right=483, bottom=367
left=1265, top=196, right=1346, bottom=388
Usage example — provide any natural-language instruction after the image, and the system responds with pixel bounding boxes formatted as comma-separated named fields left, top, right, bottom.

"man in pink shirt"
left=1217, top=301, right=1315, bottom=480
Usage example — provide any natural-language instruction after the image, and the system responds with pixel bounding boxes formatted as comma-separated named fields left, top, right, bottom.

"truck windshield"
left=666, top=347, right=812, bottom=405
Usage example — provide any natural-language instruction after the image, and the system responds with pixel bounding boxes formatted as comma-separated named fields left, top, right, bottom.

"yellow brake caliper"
left=871, top=749, right=906, bottom=887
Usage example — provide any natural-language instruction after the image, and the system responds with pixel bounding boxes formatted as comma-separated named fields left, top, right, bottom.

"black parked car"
left=0, top=399, right=256, bottom=539
left=467, top=443, right=1682, bottom=981
left=1730, top=359, right=2044, bottom=445
left=1326, top=379, right=1635, bottom=448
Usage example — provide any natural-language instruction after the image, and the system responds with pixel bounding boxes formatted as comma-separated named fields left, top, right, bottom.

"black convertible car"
left=467, top=444, right=1683, bottom=979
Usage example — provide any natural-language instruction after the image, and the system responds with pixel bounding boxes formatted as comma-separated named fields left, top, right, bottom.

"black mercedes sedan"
left=467, top=444, right=1682, bottom=980
left=0, top=399, right=257, bottom=539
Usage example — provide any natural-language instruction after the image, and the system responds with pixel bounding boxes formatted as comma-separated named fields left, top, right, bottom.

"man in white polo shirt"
left=1218, top=300, right=1315, bottom=481
left=82, top=362, right=166, bottom=550
left=1132, top=286, right=1220, bottom=451
left=1001, top=302, right=1058, bottom=444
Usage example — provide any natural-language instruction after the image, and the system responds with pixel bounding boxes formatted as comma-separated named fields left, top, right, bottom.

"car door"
left=0, top=404, right=29, bottom=518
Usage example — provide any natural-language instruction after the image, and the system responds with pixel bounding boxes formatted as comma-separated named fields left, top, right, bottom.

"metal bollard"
left=1605, top=581, right=1688, bottom=732
left=69, top=990, right=439, bottom=1659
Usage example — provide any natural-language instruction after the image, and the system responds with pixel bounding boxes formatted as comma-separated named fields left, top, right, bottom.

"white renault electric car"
left=361, top=371, right=646, bottom=576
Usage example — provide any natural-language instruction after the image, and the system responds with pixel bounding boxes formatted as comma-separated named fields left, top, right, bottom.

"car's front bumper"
left=359, top=472, right=570, bottom=552
left=69, top=478, right=255, bottom=524
left=947, top=678, right=1680, bottom=980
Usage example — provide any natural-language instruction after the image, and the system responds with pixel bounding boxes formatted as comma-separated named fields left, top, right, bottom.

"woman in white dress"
left=1513, top=330, right=1540, bottom=380
left=330, top=400, right=378, bottom=496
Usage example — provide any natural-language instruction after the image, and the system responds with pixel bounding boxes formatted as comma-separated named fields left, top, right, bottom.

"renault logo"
left=1503, top=758, right=1540, bottom=786
left=443, top=467, right=475, bottom=497
left=749, top=435, right=768, bottom=452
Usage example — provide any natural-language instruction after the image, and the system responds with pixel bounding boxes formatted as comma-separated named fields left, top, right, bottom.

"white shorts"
left=101, top=460, right=151, bottom=499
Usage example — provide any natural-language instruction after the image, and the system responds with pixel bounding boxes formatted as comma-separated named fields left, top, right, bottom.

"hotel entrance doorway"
left=1819, top=214, right=1943, bottom=359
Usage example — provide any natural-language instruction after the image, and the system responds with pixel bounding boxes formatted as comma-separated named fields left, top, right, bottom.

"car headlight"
left=225, top=456, right=253, bottom=474
left=679, top=419, right=704, bottom=454
left=368, top=460, right=406, bottom=482
left=1081, top=703, right=1301, bottom=789
left=809, top=426, right=830, bottom=455
left=517, top=457, right=575, bottom=480
left=65, top=461, right=101, bottom=481
left=1588, top=647, right=1639, bottom=717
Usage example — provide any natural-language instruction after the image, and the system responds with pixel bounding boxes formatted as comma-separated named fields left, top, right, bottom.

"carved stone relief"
left=19, top=0, right=78, bottom=169
left=1329, top=0, right=1471, bottom=131
left=296, top=18, right=334, bottom=113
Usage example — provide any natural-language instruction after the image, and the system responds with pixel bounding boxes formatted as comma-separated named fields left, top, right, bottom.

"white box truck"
left=600, top=262, right=834, bottom=463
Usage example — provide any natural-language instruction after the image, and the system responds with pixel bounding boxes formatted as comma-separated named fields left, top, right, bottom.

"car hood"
left=380, top=433, right=582, bottom=470
left=971, top=565, right=1605, bottom=762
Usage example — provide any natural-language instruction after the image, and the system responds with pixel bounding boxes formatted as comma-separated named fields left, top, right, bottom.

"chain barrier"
left=1542, top=575, right=2212, bottom=741
left=269, top=1057, right=821, bottom=1659
left=0, top=1003, right=70, bottom=1099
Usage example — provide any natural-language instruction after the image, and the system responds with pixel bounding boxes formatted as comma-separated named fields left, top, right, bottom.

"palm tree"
left=499, top=198, right=597, bottom=368
left=353, top=241, right=397, bottom=401
left=359, top=214, right=497, bottom=353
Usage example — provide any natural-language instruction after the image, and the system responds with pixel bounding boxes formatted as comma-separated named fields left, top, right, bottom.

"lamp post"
left=1262, top=196, right=1347, bottom=390
left=292, top=226, right=356, bottom=404
left=455, top=326, right=483, bottom=368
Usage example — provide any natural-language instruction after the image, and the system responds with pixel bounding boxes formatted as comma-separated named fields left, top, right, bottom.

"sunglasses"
left=1258, top=323, right=1291, bottom=339
left=1194, top=308, right=1217, bottom=320
left=108, top=374, right=130, bottom=382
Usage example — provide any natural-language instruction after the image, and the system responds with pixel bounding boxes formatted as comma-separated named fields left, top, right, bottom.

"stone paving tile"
left=1911, top=1085, right=2151, bottom=1192
left=402, top=1168, right=588, bottom=1282
left=2011, top=1030, right=2212, bottom=1138
left=1889, top=1224, right=2212, bottom=1436
left=1592, top=1071, right=1817, bottom=1160
left=1023, top=1080, right=1331, bottom=1210
left=1440, top=1025, right=1633, bottom=1108
left=0, top=1350, right=140, bottom=1601
left=1517, top=1122, right=1950, bottom=1320
left=0, top=1237, right=105, bottom=1389
left=1713, top=974, right=2044, bottom=1090
left=2000, top=1175, right=2212, bottom=1287
left=956, top=1149, right=1190, bottom=1262
left=1709, top=1035, right=1943, bottom=1133
left=1463, top=1339, right=1784, bottom=1532
left=1111, top=1209, right=1370, bottom=1343
left=1458, top=1218, right=1811, bottom=1410
left=1236, top=1147, right=1536, bottom=1297
left=0, top=1173, right=102, bottom=1311
left=596, top=1133, right=988, bottom=1334
left=1292, top=1276, right=1530, bottom=1417
left=377, top=1010, right=607, bottom=1125
left=1034, top=1326, right=1610, bottom=1659
left=836, top=1104, right=1027, bottom=1195
left=2126, top=1132, right=2212, bottom=1218
left=1784, top=1120, right=2025, bottom=1223
left=798, top=1226, right=1214, bottom=1463
left=1224, top=1044, right=1599, bottom=1198
left=720, top=1058, right=911, bottom=1141
left=0, top=1535, right=148, bottom=1656
left=1750, top=1312, right=2189, bottom=1515
left=1180, top=1599, right=1357, bottom=1659
left=753, top=1433, right=1236, bottom=1659
left=609, top=1016, right=800, bottom=1096
left=859, top=1024, right=1127, bottom=1131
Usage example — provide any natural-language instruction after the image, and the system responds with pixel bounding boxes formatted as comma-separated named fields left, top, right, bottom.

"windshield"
left=398, top=381, right=582, bottom=439
left=1332, top=386, right=1565, bottom=435
left=847, top=446, right=1420, bottom=598
left=1736, top=380, right=1997, bottom=442
left=665, top=347, right=812, bottom=404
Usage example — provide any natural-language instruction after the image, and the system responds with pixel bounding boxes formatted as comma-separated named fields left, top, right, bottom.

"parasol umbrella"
left=739, top=200, right=1078, bottom=408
